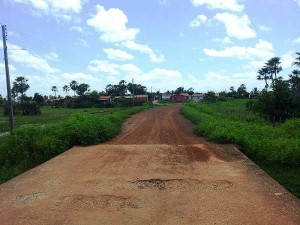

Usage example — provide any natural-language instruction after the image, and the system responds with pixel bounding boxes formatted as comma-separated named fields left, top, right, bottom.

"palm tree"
left=51, top=86, right=58, bottom=98
left=257, top=67, right=270, bottom=89
left=69, top=80, right=78, bottom=97
left=265, top=57, right=282, bottom=84
left=289, top=70, right=300, bottom=94
left=118, top=80, right=127, bottom=96
left=293, top=52, right=300, bottom=67
left=63, top=85, right=70, bottom=96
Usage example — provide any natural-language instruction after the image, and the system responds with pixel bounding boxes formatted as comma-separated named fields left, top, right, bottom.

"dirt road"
left=0, top=105, right=299, bottom=225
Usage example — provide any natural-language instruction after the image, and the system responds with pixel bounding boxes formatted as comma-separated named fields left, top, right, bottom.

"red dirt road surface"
left=0, top=105, right=299, bottom=225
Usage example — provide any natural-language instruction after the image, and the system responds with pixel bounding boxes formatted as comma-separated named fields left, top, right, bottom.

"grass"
left=0, top=104, right=151, bottom=184
left=0, top=107, right=119, bottom=133
left=181, top=100, right=300, bottom=198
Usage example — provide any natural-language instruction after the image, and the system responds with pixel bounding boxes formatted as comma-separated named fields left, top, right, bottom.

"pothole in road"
left=131, top=178, right=233, bottom=191
left=58, top=194, right=141, bottom=209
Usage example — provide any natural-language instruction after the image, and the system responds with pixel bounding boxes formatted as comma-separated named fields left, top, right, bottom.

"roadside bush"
left=182, top=103, right=300, bottom=166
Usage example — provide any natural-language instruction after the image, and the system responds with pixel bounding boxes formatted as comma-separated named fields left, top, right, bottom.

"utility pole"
left=2, top=25, right=14, bottom=130
left=132, top=78, right=134, bottom=107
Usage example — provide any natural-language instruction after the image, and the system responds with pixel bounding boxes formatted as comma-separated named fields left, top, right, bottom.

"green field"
left=0, top=107, right=119, bottom=133
left=182, top=100, right=300, bottom=198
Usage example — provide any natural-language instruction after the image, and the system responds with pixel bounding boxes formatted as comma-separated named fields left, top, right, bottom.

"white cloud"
left=0, top=63, right=17, bottom=72
left=87, top=60, right=120, bottom=75
left=213, top=37, right=232, bottom=45
left=292, top=37, right=300, bottom=44
left=121, top=41, right=165, bottom=63
left=259, top=25, right=272, bottom=32
left=87, top=4, right=139, bottom=43
left=70, top=26, right=83, bottom=32
left=6, top=43, right=60, bottom=73
left=214, top=13, right=256, bottom=40
left=204, top=39, right=274, bottom=60
left=62, top=72, right=96, bottom=82
left=189, top=15, right=207, bottom=27
left=191, top=0, right=244, bottom=12
left=120, top=64, right=141, bottom=74
left=281, top=51, right=295, bottom=69
left=103, top=48, right=134, bottom=61
left=13, top=0, right=86, bottom=18
left=294, top=0, right=300, bottom=7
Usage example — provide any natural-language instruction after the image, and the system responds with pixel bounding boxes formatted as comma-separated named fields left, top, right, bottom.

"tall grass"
left=0, top=105, right=150, bottom=183
left=182, top=102, right=300, bottom=197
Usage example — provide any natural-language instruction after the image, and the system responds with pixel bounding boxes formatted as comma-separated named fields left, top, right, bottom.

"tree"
left=174, top=87, right=185, bottom=94
left=105, top=84, right=116, bottom=96
left=63, top=85, right=70, bottom=96
left=11, top=76, right=30, bottom=101
left=289, top=70, right=300, bottom=97
left=228, top=86, right=237, bottom=98
left=33, top=93, right=45, bottom=105
left=204, top=91, right=217, bottom=102
left=127, top=83, right=147, bottom=95
left=187, top=87, right=194, bottom=96
left=118, top=80, right=127, bottom=96
left=76, top=83, right=90, bottom=96
left=257, top=67, right=270, bottom=89
left=70, top=80, right=78, bottom=97
left=265, top=57, right=282, bottom=84
left=293, top=52, right=300, bottom=67
left=237, top=84, right=248, bottom=98
left=51, top=86, right=58, bottom=98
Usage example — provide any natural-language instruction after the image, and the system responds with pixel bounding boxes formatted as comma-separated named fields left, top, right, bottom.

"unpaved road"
left=0, top=105, right=299, bottom=225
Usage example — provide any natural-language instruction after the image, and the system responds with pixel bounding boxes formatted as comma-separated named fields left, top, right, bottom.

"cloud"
left=189, top=15, right=208, bottom=27
left=87, top=4, right=139, bottom=43
left=5, top=43, right=60, bottom=73
left=295, top=0, right=300, bottom=7
left=120, top=64, right=141, bottom=74
left=13, top=0, right=86, bottom=18
left=259, top=25, right=272, bottom=32
left=0, top=63, right=17, bottom=72
left=204, top=39, right=274, bottom=60
left=70, top=26, right=83, bottom=32
left=212, top=37, right=232, bottom=45
left=120, top=41, right=165, bottom=63
left=292, top=37, right=300, bottom=44
left=159, top=0, right=168, bottom=5
left=103, top=48, right=134, bottom=61
left=191, top=0, right=244, bottom=12
left=87, top=60, right=120, bottom=75
left=281, top=51, right=295, bottom=69
left=214, top=13, right=256, bottom=40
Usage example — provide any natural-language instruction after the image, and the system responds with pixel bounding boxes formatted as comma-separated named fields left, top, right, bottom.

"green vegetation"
left=0, top=107, right=119, bottom=133
left=0, top=105, right=150, bottom=184
left=182, top=100, right=300, bottom=198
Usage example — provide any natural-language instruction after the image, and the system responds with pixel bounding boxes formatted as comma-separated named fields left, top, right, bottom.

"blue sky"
left=1, top=0, right=300, bottom=96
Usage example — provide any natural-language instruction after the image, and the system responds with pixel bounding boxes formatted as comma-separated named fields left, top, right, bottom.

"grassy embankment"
left=0, top=105, right=150, bottom=184
left=182, top=99, right=300, bottom=198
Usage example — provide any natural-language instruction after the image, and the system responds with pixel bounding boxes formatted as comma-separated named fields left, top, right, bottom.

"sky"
left=0, top=0, right=300, bottom=97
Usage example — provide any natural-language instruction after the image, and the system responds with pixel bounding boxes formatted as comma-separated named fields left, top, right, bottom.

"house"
left=99, top=96, right=112, bottom=104
left=115, top=95, right=149, bottom=104
left=171, top=93, right=189, bottom=103
left=161, top=93, right=172, bottom=100
left=191, top=93, right=204, bottom=102
left=47, top=96, right=76, bottom=107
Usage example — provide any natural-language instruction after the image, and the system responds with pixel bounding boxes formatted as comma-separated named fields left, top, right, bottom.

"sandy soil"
left=0, top=105, right=299, bottom=225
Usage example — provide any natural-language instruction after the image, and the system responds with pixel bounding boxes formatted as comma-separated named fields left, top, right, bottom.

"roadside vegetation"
left=182, top=101, right=300, bottom=198
left=0, top=104, right=150, bottom=184
left=181, top=54, right=300, bottom=198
